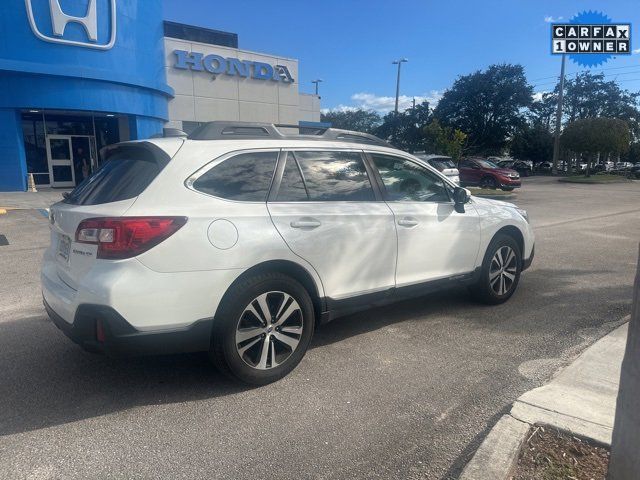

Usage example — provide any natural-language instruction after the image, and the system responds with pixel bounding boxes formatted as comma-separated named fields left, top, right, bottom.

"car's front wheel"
left=210, top=272, right=315, bottom=385
left=470, top=234, right=522, bottom=304
left=480, top=176, right=497, bottom=189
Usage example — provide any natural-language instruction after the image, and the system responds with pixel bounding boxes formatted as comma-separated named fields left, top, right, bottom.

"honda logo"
left=25, top=0, right=117, bottom=50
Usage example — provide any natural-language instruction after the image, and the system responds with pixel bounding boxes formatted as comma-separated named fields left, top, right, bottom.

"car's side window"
left=370, top=154, right=450, bottom=203
left=280, top=151, right=375, bottom=202
left=276, top=152, right=309, bottom=201
left=192, top=151, right=278, bottom=201
left=459, top=159, right=474, bottom=168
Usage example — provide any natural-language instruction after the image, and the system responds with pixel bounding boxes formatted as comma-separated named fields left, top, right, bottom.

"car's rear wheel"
left=480, top=176, right=497, bottom=189
left=470, top=234, right=522, bottom=304
left=210, top=272, right=314, bottom=385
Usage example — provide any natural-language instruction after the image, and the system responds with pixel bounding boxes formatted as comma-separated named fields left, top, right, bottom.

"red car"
left=458, top=158, right=521, bottom=191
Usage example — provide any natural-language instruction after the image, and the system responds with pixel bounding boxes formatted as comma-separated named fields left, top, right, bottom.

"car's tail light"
left=76, top=217, right=187, bottom=259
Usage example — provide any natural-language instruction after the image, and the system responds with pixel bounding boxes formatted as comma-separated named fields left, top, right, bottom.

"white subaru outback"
left=42, top=122, right=534, bottom=385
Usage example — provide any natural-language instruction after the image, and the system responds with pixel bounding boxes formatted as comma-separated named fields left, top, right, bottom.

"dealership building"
left=0, top=1, right=321, bottom=191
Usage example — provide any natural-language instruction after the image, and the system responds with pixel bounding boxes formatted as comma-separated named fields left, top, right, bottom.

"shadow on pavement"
left=0, top=266, right=629, bottom=440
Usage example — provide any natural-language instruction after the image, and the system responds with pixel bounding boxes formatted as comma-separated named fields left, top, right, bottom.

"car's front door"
left=368, top=153, right=481, bottom=287
left=267, top=150, right=397, bottom=301
left=458, top=159, right=481, bottom=186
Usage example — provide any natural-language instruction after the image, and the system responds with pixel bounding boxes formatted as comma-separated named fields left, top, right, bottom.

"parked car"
left=536, top=161, right=553, bottom=174
left=495, top=159, right=534, bottom=177
left=615, top=161, right=634, bottom=170
left=458, top=158, right=522, bottom=191
left=627, top=163, right=640, bottom=179
left=42, top=122, right=534, bottom=385
left=414, top=154, right=460, bottom=185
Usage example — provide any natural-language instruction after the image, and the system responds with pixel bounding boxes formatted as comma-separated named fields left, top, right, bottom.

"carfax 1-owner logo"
left=551, top=11, right=632, bottom=66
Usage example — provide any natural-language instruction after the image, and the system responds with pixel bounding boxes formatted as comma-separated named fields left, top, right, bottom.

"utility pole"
left=551, top=54, right=566, bottom=175
left=392, top=58, right=408, bottom=114
left=609, top=246, right=640, bottom=479
left=311, top=79, right=323, bottom=96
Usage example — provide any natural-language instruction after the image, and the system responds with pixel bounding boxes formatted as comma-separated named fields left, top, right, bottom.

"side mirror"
left=453, top=187, right=470, bottom=213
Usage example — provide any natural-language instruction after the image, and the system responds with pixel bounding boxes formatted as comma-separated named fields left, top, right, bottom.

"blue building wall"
left=0, top=0, right=172, bottom=191
left=0, top=110, right=28, bottom=191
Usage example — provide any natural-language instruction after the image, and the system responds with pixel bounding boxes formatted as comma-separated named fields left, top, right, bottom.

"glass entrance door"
left=45, top=135, right=98, bottom=187
left=46, top=135, right=75, bottom=188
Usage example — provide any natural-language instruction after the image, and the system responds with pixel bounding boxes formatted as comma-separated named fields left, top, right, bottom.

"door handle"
left=397, top=217, right=419, bottom=227
left=290, top=218, right=321, bottom=229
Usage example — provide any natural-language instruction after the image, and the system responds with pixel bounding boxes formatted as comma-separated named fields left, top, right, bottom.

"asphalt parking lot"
left=0, top=176, right=638, bottom=480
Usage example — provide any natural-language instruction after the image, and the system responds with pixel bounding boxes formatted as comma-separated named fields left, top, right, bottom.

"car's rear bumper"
left=44, top=298, right=213, bottom=357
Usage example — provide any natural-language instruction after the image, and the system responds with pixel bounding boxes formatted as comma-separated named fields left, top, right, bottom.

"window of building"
left=370, top=154, right=450, bottom=202
left=291, top=151, right=375, bottom=202
left=192, top=151, right=278, bottom=201
left=21, top=112, right=48, bottom=185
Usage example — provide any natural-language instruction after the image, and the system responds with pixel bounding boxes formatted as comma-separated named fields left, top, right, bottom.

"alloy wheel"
left=489, top=246, right=517, bottom=296
left=235, top=291, right=303, bottom=370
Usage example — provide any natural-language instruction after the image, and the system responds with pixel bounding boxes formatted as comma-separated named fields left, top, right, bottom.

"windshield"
left=430, top=158, right=456, bottom=169
left=477, top=159, right=500, bottom=169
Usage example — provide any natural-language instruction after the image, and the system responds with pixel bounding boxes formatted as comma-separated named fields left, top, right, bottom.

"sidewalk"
left=0, top=190, right=69, bottom=210
left=460, top=321, right=628, bottom=480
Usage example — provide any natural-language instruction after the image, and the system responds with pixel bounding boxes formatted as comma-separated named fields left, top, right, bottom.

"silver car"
left=414, top=154, right=460, bottom=185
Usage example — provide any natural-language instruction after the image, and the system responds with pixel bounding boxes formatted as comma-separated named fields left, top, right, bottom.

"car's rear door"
left=47, top=143, right=174, bottom=291
left=267, top=149, right=397, bottom=301
left=367, top=152, right=481, bottom=287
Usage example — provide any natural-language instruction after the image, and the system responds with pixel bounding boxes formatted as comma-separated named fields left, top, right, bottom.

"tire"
left=501, top=187, right=515, bottom=192
left=469, top=234, right=522, bottom=305
left=480, top=176, right=497, bottom=189
left=210, top=272, right=315, bottom=385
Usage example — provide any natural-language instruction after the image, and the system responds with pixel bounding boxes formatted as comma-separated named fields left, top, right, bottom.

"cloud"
left=322, top=90, right=443, bottom=114
left=544, top=15, right=563, bottom=23
left=533, top=91, right=548, bottom=102
left=633, top=48, right=640, bottom=54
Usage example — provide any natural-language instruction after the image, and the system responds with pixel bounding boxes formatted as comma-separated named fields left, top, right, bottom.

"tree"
left=320, top=109, right=381, bottom=133
left=510, top=124, right=554, bottom=163
left=530, top=73, right=640, bottom=138
left=563, top=73, right=640, bottom=137
left=608, top=246, right=640, bottom=480
left=423, top=119, right=468, bottom=160
left=561, top=118, right=631, bottom=176
left=528, top=92, right=557, bottom=132
left=375, top=101, right=431, bottom=153
left=622, top=142, right=640, bottom=164
left=433, top=64, right=533, bottom=155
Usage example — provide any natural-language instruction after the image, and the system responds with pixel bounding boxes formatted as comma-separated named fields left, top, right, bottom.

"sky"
left=163, top=0, right=640, bottom=114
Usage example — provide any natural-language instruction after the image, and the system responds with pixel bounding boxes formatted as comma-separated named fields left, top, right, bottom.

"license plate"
left=57, top=234, right=71, bottom=262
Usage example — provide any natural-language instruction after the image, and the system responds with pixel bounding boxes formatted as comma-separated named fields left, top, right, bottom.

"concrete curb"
left=459, top=414, right=529, bottom=480
left=459, top=321, right=628, bottom=479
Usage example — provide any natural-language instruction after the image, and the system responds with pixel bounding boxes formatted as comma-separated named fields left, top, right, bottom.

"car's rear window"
left=63, top=146, right=165, bottom=206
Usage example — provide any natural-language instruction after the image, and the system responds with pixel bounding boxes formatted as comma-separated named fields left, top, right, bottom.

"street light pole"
left=311, top=79, right=323, bottom=96
left=392, top=58, right=408, bottom=114
left=551, top=54, right=566, bottom=175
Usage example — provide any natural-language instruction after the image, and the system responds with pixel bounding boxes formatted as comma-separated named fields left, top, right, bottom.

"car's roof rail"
left=187, top=121, right=391, bottom=147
